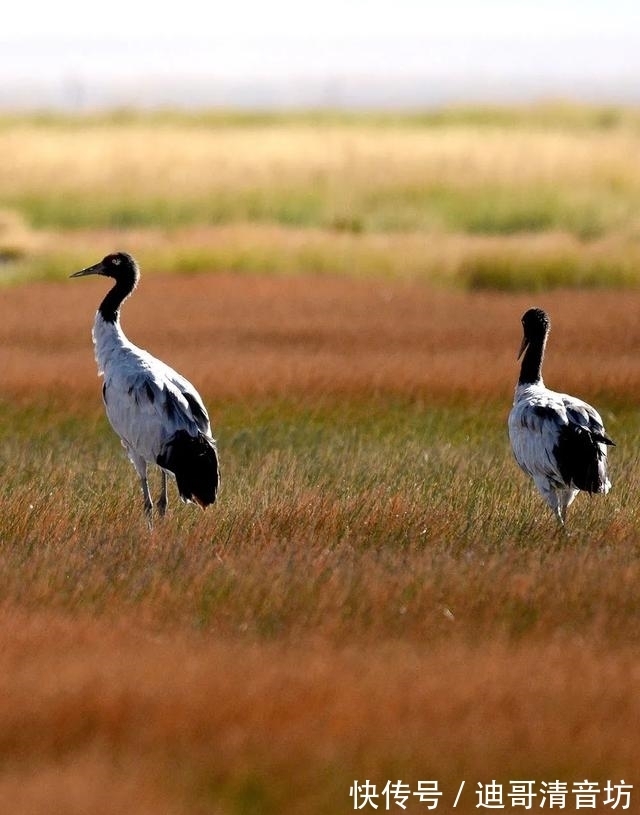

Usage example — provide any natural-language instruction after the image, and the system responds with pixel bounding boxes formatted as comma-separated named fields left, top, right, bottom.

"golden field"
left=0, top=109, right=639, bottom=813
left=3, top=106, right=640, bottom=287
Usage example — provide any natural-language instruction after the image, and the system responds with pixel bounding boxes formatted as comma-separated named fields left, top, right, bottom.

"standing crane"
left=508, top=307, right=613, bottom=525
left=71, top=252, right=219, bottom=524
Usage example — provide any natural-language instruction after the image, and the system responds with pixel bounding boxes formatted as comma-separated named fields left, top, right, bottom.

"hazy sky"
left=2, top=1, right=639, bottom=106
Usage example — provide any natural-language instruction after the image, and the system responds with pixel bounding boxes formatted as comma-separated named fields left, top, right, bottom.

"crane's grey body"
left=508, top=308, right=613, bottom=525
left=72, top=253, right=219, bottom=523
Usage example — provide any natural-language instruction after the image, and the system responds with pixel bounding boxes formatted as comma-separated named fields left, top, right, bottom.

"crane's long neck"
left=98, top=277, right=136, bottom=325
left=91, top=273, right=139, bottom=373
left=518, top=333, right=547, bottom=386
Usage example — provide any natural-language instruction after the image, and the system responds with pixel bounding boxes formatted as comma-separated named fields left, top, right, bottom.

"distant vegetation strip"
left=0, top=102, right=638, bottom=129
left=1, top=104, right=640, bottom=289
left=2, top=224, right=639, bottom=291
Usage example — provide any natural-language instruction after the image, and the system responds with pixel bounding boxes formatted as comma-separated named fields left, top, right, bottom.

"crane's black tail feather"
left=555, top=425, right=612, bottom=494
left=157, top=430, right=220, bottom=507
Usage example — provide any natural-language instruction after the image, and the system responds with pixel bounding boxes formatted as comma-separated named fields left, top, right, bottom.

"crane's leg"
left=140, top=474, right=153, bottom=523
left=157, top=469, right=168, bottom=517
left=539, top=482, right=578, bottom=530
left=557, top=489, right=577, bottom=527
left=544, top=488, right=578, bottom=533
left=128, top=451, right=153, bottom=527
left=540, top=485, right=564, bottom=526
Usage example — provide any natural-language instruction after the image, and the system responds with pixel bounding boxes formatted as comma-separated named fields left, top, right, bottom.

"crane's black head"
left=71, top=252, right=140, bottom=323
left=71, top=252, right=139, bottom=283
left=518, top=307, right=550, bottom=359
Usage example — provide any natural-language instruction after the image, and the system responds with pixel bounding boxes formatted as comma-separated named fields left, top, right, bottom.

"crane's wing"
left=508, top=400, right=569, bottom=487
left=509, top=391, right=613, bottom=493
left=158, top=364, right=211, bottom=435
left=558, top=395, right=614, bottom=492
left=102, top=361, right=211, bottom=464
left=561, top=396, right=614, bottom=446
left=136, top=348, right=212, bottom=434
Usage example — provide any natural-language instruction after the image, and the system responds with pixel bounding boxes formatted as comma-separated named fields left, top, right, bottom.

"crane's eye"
left=113, top=257, right=121, bottom=265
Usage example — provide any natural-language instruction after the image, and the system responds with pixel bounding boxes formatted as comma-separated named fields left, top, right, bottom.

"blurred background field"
left=3, top=106, right=640, bottom=289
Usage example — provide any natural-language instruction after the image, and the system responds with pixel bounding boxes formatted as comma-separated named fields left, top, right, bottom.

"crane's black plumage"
left=71, top=252, right=220, bottom=523
left=518, top=307, right=549, bottom=385
left=157, top=430, right=220, bottom=508
left=554, top=422, right=612, bottom=493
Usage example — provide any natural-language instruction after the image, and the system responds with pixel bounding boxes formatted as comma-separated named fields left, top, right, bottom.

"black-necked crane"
left=508, top=307, right=613, bottom=525
left=71, top=252, right=219, bottom=524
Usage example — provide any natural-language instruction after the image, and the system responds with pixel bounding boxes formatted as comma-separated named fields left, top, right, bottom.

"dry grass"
left=1, top=608, right=639, bottom=815
left=0, top=272, right=639, bottom=812
left=2, top=117, right=639, bottom=197
left=6, top=222, right=640, bottom=291
left=1, top=271, right=639, bottom=403
left=3, top=109, right=640, bottom=287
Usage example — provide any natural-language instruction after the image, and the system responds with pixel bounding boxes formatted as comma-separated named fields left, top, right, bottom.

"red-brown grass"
left=0, top=272, right=639, bottom=406
left=0, top=273, right=639, bottom=813
left=1, top=607, right=639, bottom=815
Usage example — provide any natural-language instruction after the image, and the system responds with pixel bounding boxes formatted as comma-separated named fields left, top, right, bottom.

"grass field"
left=1, top=109, right=640, bottom=814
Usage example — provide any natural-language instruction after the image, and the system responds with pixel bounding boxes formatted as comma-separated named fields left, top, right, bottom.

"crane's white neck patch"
left=92, top=311, right=130, bottom=375
left=513, top=380, right=546, bottom=403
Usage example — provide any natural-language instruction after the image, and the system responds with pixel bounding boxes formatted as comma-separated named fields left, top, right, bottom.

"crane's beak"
left=517, top=336, right=529, bottom=360
left=70, top=261, right=105, bottom=278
